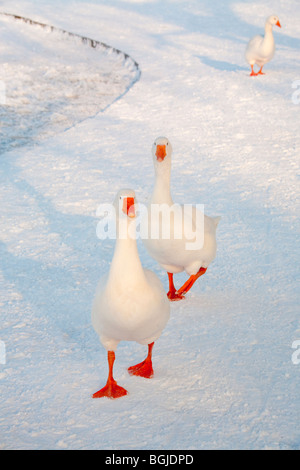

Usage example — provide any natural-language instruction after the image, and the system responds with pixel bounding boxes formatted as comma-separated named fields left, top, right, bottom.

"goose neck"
left=151, top=165, right=173, bottom=205
left=109, top=219, right=146, bottom=285
left=264, top=22, right=274, bottom=35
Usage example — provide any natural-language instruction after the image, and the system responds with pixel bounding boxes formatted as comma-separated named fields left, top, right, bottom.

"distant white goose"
left=142, top=137, right=220, bottom=301
left=92, top=189, right=170, bottom=399
left=245, top=15, right=281, bottom=76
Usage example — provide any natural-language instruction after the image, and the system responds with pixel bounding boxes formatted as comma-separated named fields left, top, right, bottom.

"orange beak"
left=156, top=144, right=167, bottom=162
left=122, top=197, right=135, bottom=218
left=276, top=20, right=281, bottom=27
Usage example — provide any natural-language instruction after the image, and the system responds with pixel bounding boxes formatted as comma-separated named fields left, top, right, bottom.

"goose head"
left=266, top=15, right=281, bottom=28
left=114, top=189, right=136, bottom=220
left=152, top=136, right=172, bottom=168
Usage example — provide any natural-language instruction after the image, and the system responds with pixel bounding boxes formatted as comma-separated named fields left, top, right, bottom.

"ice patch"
left=0, top=13, right=140, bottom=154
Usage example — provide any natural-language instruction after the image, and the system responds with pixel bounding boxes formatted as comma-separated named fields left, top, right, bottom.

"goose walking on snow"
left=245, top=15, right=281, bottom=76
left=92, top=189, right=170, bottom=399
left=142, top=137, right=220, bottom=301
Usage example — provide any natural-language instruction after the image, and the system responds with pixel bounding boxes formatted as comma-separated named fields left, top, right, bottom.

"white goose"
left=92, top=189, right=170, bottom=399
left=142, top=137, right=220, bottom=301
left=245, top=15, right=282, bottom=76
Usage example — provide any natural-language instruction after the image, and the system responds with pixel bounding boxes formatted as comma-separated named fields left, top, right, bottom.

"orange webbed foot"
left=128, top=360, right=154, bottom=378
left=128, top=343, right=155, bottom=378
left=93, top=350, right=128, bottom=399
left=92, top=379, right=128, bottom=399
left=167, top=272, right=185, bottom=301
left=167, top=290, right=185, bottom=301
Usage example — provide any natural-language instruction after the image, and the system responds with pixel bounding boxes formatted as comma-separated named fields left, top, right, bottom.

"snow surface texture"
left=0, top=0, right=299, bottom=450
left=0, top=12, right=140, bottom=154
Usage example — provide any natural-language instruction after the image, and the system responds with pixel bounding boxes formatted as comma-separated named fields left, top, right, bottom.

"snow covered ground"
left=0, top=12, right=139, bottom=154
left=0, top=0, right=299, bottom=450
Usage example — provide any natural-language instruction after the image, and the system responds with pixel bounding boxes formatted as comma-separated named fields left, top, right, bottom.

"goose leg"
left=128, top=342, right=154, bottom=378
left=250, top=64, right=257, bottom=76
left=167, top=272, right=185, bottom=301
left=257, top=66, right=265, bottom=75
left=177, top=267, right=207, bottom=296
left=93, top=351, right=128, bottom=399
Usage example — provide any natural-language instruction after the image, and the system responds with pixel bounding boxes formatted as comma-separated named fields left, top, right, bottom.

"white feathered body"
left=143, top=205, right=220, bottom=276
left=143, top=138, right=220, bottom=277
left=92, top=235, right=170, bottom=352
left=245, top=32, right=275, bottom=67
